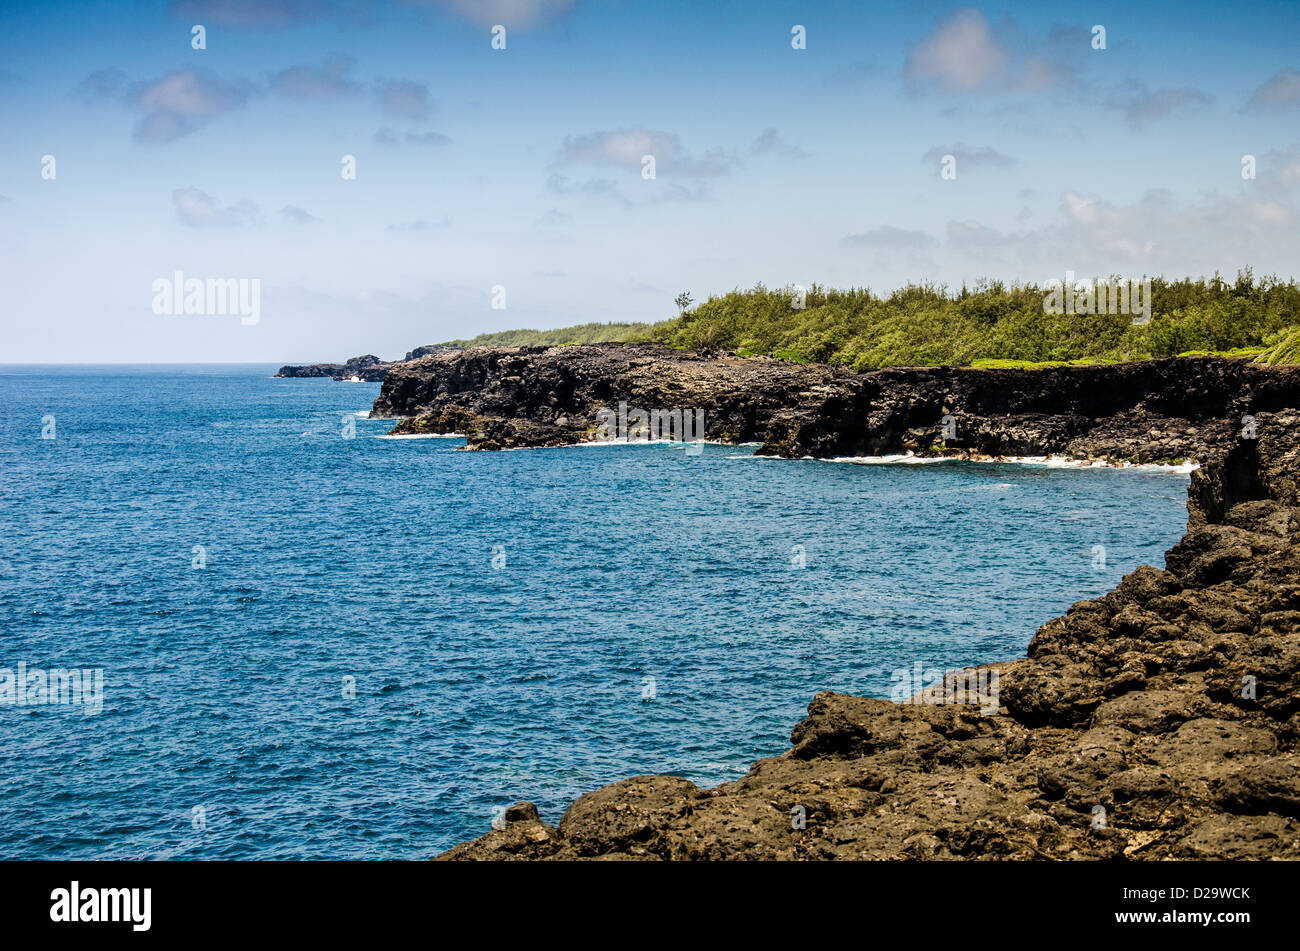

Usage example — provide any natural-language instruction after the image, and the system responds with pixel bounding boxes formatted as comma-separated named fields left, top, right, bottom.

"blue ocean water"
left=0, top=365, right=1192, bottom=859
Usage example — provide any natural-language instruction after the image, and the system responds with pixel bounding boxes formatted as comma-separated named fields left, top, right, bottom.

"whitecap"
left=827, top=453, right=959, bottom=465
left=376, top=432, right=467, bottom=440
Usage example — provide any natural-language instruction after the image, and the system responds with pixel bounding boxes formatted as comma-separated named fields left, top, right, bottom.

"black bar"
left=2, top=860, right=1292, bottom=938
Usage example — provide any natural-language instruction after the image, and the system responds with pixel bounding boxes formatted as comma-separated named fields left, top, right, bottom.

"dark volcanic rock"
left=274, top=362, right=346, bottom=379
left=276, top=354, right=397, bottom=382
left=277, top=346, right=466, bottom=382
left=403, top=344, right=464, bottom=361
left=373, top=344, right=1298, bottom=462
left=425, top=346, right=1300, bottom=860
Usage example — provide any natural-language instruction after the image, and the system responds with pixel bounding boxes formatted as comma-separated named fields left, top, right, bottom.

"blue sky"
left=2, top=0, right=1299, bottom=362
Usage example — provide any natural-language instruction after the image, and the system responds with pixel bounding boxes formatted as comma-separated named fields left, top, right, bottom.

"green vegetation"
left=1259, top=326, right=1300, bottom=365
left=650, top=270, right=1300, bottom=370
left=445, top=321, right=655, bottom=348
left=970, top=358, right=1076, bottom=370
left=447, top=270, right=1300, bottom=369
left=1175, top=347, right=1267, bottom=358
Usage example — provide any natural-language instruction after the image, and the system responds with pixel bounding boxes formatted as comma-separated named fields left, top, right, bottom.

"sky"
left=1, top=0, right=1299, bottom=363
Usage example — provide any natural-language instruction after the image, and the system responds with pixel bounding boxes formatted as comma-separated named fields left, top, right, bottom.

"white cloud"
left=172, top=187, right=259, bottom=227
left=130, top=70, right=254, bottom=143
left=904, top=8, right=1008, bottom=93
left=557, top=127, right=732, bottom=177
left=942, top=189, right=1297, bottom=277
left=904, top=8, right=1077, bottom=95
left=421, top=0, right=576, bottom=29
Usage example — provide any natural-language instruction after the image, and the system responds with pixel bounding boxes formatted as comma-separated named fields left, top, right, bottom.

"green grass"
left=970, top=358, right=1075, bottom=369
left=1175, top=346, right=1267, bottom=358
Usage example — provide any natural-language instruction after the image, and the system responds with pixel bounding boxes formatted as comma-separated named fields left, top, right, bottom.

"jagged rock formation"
left=373, top=344, right=1297, bottom=464
left=402, top=345, right=1300, bottom=860
left=274, top=347, right=466, bottom=381
left=275, top=354, right=394, bottom=381
left=402, top=344, right=464, bottom=361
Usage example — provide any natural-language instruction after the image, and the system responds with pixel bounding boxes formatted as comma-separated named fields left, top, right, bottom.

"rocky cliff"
left=385, top=343, right=1300, bottom=860
left=274, top=354, right=393, bottom=381
left=275, top=345, right=462, bottom=382
left=373, top=344, right=1298, bottom=464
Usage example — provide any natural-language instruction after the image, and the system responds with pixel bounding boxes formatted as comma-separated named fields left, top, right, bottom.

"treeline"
left=440, top=270, right=1300, bottom=367
left=445, top=321, right=655, bottom=348
left=647, top=270, right=1300, bottom=369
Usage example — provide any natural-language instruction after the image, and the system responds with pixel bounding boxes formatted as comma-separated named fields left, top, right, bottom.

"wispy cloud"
left=946, top=219, right=1024, bottom=249
left=941, top=189, right=1296, bottom=273
left=374, top=128, right=451, bottom=147
left=387, top=217, right=452, bottom=231
left=841, top=225, right=936, bottom=249
left=76, top=68, right=129, bottom=101
left=376, top=80, right=433, bottom=119
left=415, top=0, right=576, bottom=29
left=1106, top=80, right=1212, bottom=126
left=79, top=68, right=256, bottom=143
left=1246, top=68, right=1300, bottom=112
left=535, top=208, right=571, bottom=227
left=173, top=187, right=259, bottom=227
left=134, top=71, right=255, bottom=143
left=546, top=173, right=618, bottom=196
left=270, top=55, right=358, bottom=100
left=170, top=0, right=332, bottom=30
left=921, top=143, right=1016, bottom=171
left=828, top=61, right=877, bottom=87
left=1269, top=145, right=1300, bottom=187
left=281, top=205, right=319, bottom=224
left=750, top=128, right=809, bottom=159
left=557, top=127, right=732, bottom=177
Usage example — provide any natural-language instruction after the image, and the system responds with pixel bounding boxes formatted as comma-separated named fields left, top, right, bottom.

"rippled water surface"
left=0, top=365, right=1192, bottom=858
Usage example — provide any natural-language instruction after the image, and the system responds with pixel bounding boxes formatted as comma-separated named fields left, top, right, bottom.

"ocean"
left=0, top=365, right=1192, bottom=858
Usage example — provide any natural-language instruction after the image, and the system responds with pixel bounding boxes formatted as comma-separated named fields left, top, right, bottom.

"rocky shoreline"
left=274, top=345, right=461, bottom=382
left=289, top=342, right=1300, bottom=858
left=370, top=344, right=1297, bottom=465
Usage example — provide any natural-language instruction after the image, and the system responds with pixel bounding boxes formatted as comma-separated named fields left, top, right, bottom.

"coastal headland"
left=280, top=344, right=1300, bottom=859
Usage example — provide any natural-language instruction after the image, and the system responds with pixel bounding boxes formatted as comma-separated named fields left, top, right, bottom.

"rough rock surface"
left=275, top=346, right=463, bottom=382
left=373, top=344, right=1297, bottom=463
left=275, top=354, right=394, bottom=381
left=419, top=346, right=1300, bottom=860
